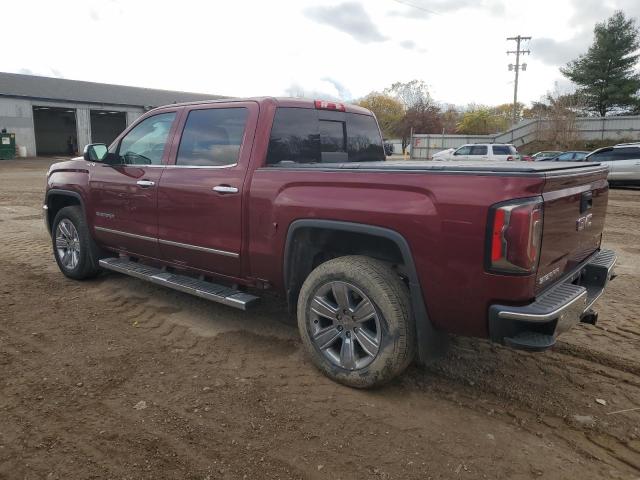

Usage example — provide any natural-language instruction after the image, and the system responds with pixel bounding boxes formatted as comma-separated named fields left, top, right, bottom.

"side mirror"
left=383, top=142, right=394, bottom=156
left=83, top=143, right=108, bottom=162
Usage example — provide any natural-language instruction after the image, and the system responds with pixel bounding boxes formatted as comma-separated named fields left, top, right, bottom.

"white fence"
left=411, top=115, right=640, bottom=159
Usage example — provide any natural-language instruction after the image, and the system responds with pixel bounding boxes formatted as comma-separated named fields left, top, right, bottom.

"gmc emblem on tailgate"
left=576, top=213, right=593, bottom=231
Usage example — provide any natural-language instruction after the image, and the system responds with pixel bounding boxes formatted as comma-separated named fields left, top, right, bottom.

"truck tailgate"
left=536, top=165, right=609, bottom=292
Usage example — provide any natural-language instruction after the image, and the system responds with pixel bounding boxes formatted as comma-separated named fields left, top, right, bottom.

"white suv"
left=585, top=143, right=640, bottom=185
left=433, top=143, right=520, bottom=161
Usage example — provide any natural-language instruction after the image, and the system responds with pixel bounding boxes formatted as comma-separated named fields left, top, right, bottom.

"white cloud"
left=2, top=0, right=637, bottom=107
left=304, top=2, right=387, bottom=43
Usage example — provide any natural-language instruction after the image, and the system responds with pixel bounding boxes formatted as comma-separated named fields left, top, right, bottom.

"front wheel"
left=52, top=206, right=101, bottom=280
left=297, top=256, right=415, bottom=388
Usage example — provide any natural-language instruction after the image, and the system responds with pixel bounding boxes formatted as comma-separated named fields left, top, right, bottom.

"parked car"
left=585, top=143, right=640, bottom=185
left=44, top=97, right=616, bottom=388
left=544, top=151, right=589, bottom=162
left=432, top=143, right=520, bottom=161
left=531, top=151, right=562, bottom=161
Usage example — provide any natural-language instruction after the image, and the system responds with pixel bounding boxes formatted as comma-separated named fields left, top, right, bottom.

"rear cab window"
left=266, top=107, right=384, bottom=165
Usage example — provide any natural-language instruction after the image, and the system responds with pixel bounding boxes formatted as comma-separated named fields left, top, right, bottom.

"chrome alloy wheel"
left=308, top=281, right=382, bottom=370
left=55, top=219, right=81, bottom=270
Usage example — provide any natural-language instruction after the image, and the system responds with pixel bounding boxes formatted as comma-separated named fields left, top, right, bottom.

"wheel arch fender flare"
left=45, top=189, right=86, bottom=233
left=283, top=219, right=445, bottom=362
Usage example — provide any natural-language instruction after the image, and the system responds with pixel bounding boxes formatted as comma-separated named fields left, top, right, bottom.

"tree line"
left=358, top=11, right=640, bottom=147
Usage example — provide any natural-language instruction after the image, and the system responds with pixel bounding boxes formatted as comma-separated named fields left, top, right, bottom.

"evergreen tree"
left=561, top=11, right=640, bottom=116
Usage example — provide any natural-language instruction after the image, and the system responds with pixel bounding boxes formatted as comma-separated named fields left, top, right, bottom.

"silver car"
left=586, top=143, right=640, bottom=186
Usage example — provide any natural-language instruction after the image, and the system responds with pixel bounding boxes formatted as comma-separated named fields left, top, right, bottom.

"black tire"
left=297, top=255, right=415, bottom=388
left=51, top=206, right=102, bottom=280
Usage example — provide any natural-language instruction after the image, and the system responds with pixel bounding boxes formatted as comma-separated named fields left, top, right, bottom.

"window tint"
left=492, top=145, right=511, bottom=155
left=611, top=147, right=640, bottom=161
left=266, top=108, right=383, bottom=165
left=469, top=146, right=488, bottom=155
left=454, top=146, right=471, bottom=155
left=557, top=152, right=573, bottom=161
left=574, top=152, right=587, bottom=161
left=177, top=108, right=248, bottom=166
left=589, top=149, right=614, bottom=162
left=117, top=112, right=175, bottom=165
left=319, top=120, right=347, bottom=163
left=346, top=113, right=384, bottom=162
left=267, top=108, right=320, bottom=165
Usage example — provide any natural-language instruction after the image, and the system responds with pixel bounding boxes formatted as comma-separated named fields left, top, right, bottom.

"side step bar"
left=99, top=257, right=260, bottom=310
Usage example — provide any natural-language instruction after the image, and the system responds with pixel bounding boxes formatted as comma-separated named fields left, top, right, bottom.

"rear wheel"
left=52, top=206, right=101, bottom=280
left=297, top=256, right=415, bottom=388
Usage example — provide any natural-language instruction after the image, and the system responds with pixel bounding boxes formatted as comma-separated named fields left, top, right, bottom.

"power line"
left=391, top=0, right=441, bottom=16
left=507, top=35, right=531, bottom=125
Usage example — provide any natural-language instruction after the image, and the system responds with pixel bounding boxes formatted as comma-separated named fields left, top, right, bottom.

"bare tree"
left=383, top=80, right=433, bottom=109
left=537, top=88, right=585, bottom=149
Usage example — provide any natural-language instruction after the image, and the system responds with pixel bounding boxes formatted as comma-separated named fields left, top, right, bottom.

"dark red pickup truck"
left=44, top=97, right=616, bottom=387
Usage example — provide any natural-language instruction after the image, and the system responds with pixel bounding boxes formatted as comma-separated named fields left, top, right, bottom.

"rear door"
left=610, top=146, right=640, bottom=182
left=156, top=102, right=258, bottom=278
left=491, top=145, right=514, bottom=161
left=468, top=145, right=489, bottom=160
left=451, top=145, right=472, bottom=160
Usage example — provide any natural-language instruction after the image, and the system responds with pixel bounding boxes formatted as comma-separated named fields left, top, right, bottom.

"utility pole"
left=507, top=35, right=531, bottom=126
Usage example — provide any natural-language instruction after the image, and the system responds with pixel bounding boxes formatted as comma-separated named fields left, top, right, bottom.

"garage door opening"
left=33, top=106, right=78, bottom=156
left=91, top=110, right=127, bottom=146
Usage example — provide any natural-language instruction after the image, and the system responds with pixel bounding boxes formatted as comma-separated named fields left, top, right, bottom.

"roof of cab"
left=147, top=96, right=372, bottom=116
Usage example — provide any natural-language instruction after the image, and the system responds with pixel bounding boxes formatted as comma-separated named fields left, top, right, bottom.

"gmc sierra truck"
left=44, top=97, right=617, bottom=388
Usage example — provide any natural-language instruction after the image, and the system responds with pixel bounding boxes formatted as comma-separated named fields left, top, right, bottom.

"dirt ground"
left=1, top=158, right=639, bottom=480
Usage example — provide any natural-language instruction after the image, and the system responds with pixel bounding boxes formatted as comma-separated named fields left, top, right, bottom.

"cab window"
left=454, top=146, right=472, bottom=156
left=177, top=108, right=248, bottom=167
left=116, top=112, right=176, bottom=165
left=266, top=108, right=384, bottom=165
left=492, top=145, right=511, bottom=155
left=469, top=146, right=487, bottom=155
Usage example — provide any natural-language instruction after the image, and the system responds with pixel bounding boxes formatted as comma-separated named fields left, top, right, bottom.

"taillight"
left=486, top=197, right=543, bottom=274
left=314, top=99, right=346, bottom=111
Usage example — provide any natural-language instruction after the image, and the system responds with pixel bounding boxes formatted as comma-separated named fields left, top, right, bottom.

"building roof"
left=0, top=72, right=225, bottom=109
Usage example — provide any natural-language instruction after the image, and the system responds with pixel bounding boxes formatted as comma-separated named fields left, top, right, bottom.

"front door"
left=452, top=145, right=471, bottom=160
left=157, top=102, right=258, bottom=279
left=89, top=110, right=179, bottom=258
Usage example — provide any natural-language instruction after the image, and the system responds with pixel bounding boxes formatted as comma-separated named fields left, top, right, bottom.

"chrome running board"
left=99, top=257, right=259, bottom=310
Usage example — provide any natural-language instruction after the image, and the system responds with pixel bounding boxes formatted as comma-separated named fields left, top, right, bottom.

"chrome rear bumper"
left=488, top=249, right=616, bottom=351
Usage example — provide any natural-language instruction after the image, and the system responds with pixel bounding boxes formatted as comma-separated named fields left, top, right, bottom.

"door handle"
left=213, top=185, right=239, bottom=194
left=136, top=180, right=155, bottom=188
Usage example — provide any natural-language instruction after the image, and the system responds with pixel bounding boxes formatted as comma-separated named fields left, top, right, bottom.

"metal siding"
left=411, top=116, right=640, bottom=159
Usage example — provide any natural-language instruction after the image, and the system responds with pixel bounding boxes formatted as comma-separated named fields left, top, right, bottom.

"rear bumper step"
left=99, top=257, right=259, bottom=310
left=489, top=249, right=616, bottom=351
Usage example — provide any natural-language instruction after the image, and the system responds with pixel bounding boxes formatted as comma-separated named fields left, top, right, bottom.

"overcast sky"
left=6, top=0, right=640, bottom=107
